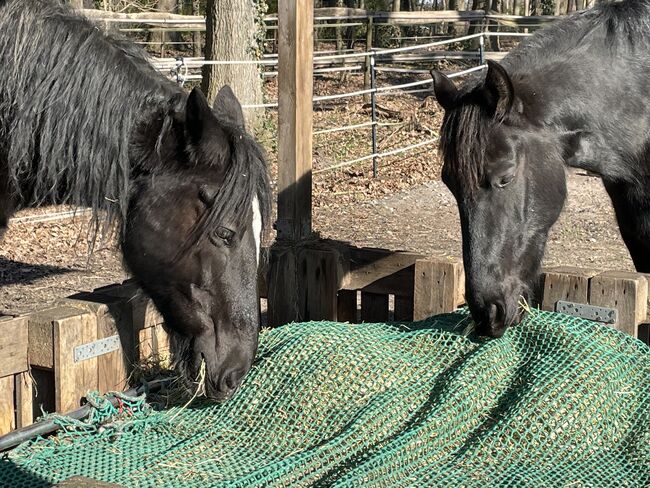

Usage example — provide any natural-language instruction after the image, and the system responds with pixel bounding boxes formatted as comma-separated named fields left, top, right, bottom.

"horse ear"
left=430, top=70, right=458, bottom=111
left=185, top=87, right=217, bottom=143
left=213, top=85, right=246, bottom=129
left=482, top=60, right=514, bottom=120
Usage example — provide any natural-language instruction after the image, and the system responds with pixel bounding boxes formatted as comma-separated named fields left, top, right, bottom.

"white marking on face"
left=251, top=195, right=262, bottom=266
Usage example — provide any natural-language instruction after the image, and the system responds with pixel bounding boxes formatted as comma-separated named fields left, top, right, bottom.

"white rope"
left=314, top=138, right=438, bottom=174
left=239, top=64, right=485, bottom=109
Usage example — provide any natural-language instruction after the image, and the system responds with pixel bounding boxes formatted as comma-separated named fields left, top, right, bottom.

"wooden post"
left=61, top=295, right=131, bottom=393
left=413, top=258, right=465, bottom=321
left=276, top=0, right=313, bottom=242
left=268, top=1, right=339, bottom=327
left=268, top=245, right=339, bottom=326
left=364, top=16, right=373, bottom=102
left=540, top=266, right=598, bottom=312
left=0, top=376, right=14, bottom=435
left=337, top=290, right=358, bottom=323
left=0, top=316, right=29, bottom=434
left=29, top=307, right=99, bottom=413
left=15, top=371, right=33, bottom=429
left=589, top=271, right=648, bottom=338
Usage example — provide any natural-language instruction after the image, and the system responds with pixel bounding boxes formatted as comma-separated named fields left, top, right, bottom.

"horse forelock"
left=440, top=100, right=491, bottom=198
left=177, top=126, right=272, bottom=260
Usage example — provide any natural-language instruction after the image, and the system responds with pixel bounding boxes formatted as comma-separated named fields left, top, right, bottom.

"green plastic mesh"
left=1, top=309, right=648, bottom=487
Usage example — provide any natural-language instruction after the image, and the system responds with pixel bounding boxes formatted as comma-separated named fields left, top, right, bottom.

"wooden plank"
left=303, top=249, right=338, bottom=321
left=276, top=0, right=314, bottom=241
left=541, top=266, right=598, bottom=312
left=53, top=311, right=98, bottom=412
left=62, top=294, right=130, bottom=393
left=0, top=316, right=28, bottom=377
left=337, top=244, right=423, bottom=294
left=589, top=271, right=648, bottom=338
left=394, top=295, right=414, bottom=322
left=361, top=292, right=390, bottom=323
left=413, top=258, right=464, bottom=321
left=267, top=245, right=300, bottom=327
left=139, top=324, right=171, bottom=366
left=15, top=371, right=33, bottom=428
left=337, top=290, right=358, bottom=324
left=0, top=375, right=14, bottom=435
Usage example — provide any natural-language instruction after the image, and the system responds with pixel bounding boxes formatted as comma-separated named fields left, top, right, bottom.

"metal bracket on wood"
left=73, top=335, right=121, bottom=363
left=555, top=301, right=617, bottom=324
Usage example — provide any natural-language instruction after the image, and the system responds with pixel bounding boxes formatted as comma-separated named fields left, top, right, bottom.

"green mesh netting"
left=1, top=309, right=648, bottom=487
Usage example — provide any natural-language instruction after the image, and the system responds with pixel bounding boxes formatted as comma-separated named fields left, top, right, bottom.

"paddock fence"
left=78, top=8, right=560, bottom=177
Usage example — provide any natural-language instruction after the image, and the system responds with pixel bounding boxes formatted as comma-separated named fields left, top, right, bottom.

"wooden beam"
left=276, top=0, right=313, bottom=241
left=337, top=244, right=424, bottom=294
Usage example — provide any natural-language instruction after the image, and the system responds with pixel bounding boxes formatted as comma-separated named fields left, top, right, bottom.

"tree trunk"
left=447, top=0, right=458, bottom=36
left=67, top=0, right=83, bottom=7
left=192, top=0, right=202, bottom=57
left=202, top=0, right=264, bottom=130
left=150, top=0, right=177, bottom=57
left=393, top=0, right=400, bottom=11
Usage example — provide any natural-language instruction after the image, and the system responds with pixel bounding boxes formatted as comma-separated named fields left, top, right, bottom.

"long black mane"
left=439, top=0, right=650, bottom=194
left=0, top=0, right=271, bottom=245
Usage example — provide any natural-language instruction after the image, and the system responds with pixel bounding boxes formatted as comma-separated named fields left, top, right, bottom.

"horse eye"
left=496, top=173, right=515, bottom=188
left=212, top=226, right=235, bottom=246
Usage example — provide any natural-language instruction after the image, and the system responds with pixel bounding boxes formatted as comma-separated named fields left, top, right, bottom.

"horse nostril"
left=220, top=368, right=246, bottom=392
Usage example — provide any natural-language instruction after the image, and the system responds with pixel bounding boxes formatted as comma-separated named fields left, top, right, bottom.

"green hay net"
left=1, top=309, right=648, bottom=487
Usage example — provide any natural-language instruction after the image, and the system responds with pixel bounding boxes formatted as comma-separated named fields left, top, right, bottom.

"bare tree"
left=202, top=0, right=264, bottom=129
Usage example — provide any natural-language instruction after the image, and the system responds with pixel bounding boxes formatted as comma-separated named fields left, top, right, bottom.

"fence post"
left=363, top=16, right=373, bottom=101
left=370, top=53, right=378, bottom=178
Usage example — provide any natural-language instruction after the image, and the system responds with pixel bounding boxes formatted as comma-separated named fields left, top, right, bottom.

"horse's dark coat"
left=432, top=0, right=650, bottom=337
left=0, top=0, right=271, bottom=400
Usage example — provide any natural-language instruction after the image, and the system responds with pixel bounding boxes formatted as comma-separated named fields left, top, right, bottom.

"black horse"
left=432, top=0, right=650, bottom=337
left=0, top=0, right=271, bottom=401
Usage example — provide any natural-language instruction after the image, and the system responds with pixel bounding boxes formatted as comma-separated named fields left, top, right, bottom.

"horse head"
left=431, top=61, right=589, bottom=337
left=122, top=85, right=270, bottom=401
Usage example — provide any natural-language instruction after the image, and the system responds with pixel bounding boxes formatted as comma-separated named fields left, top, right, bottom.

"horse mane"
left=0, top=0, right=179, bottom=236
left=440, top=0, right=650, bottom=196
left=0, top=0, right=272, bottom=248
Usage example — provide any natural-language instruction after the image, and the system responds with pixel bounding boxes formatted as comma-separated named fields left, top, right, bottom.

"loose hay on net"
left=0, top=309, right=648, bottom=487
